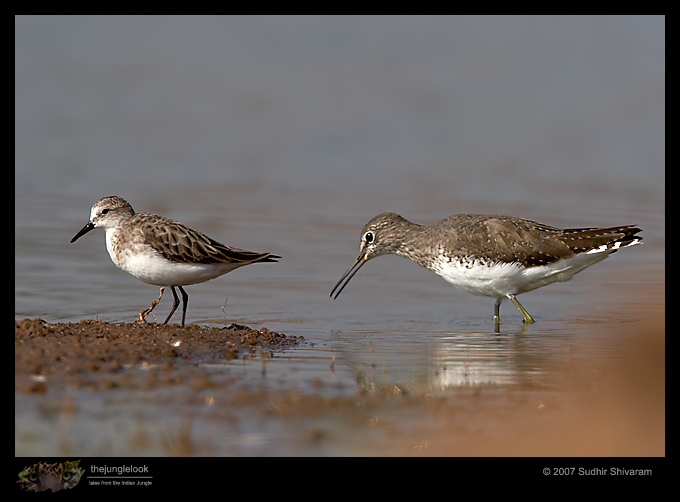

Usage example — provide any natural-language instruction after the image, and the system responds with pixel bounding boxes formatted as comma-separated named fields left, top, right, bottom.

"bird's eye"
left=101, top=209, right=110, bottom=215
left=364, top=231, right=374, bottom=244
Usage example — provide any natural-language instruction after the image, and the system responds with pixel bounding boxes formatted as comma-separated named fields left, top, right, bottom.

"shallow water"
left=15, top=16, right=664, bottom=456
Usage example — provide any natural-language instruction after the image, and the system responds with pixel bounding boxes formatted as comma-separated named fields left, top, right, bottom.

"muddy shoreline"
left=15, top=318, right=302, bottom=393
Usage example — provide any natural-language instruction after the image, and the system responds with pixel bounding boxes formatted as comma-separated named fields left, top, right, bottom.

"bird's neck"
left=390, top=220, right=431, bottom=266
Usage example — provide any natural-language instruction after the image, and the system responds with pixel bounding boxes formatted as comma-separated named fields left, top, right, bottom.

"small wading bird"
left=331, top=212, right=641, bottom=329
left=71, top=196, right=279, bottom=326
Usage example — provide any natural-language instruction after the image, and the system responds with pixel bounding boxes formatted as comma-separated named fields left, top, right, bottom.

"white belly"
left=105, top=232, right=241, bottom=286
left=431, top=253, right=611, bottom=298
left=119, top=251, right=241, bottom=286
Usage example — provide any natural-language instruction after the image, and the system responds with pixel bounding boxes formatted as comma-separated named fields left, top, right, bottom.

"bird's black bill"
left=330, top=254, right=367, bottom=299
left=70, top=222, right=95, bottom=243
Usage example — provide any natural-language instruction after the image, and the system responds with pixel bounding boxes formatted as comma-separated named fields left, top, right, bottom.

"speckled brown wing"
left=434, top=214, right=560, bottom=266
left=437, top=215, right=641, bottom=268
left=479, top=216, right=574, bottom=267
left=134, top=213, right=279, bottom=265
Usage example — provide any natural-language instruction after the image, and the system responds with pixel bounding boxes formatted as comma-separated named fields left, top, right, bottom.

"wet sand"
left=15, top=316, right=664, bottom=456
left=15, top=318, right=301, bottom=392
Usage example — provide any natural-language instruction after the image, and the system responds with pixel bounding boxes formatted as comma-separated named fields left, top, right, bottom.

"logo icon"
left=17, top=460, right=84, bottom=492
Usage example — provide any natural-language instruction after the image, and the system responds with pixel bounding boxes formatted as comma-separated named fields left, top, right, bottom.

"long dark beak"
left=70, top=222, right=95, bottom=243
left=330, top=253, right=368, bottom=299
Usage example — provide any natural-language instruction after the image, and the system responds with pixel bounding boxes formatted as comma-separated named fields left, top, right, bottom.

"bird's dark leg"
left=138, top=287, right=165, bottom=323
left=162, top=286, right=180, bottom=325
left=178, top=286, right=189, bottom=327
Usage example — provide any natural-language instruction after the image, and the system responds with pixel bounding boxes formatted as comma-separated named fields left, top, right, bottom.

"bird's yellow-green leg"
left=507, top=293, right=535, bottom=324
left=138, top=287, right=165, bottom=323
left=493, top=299, right=502, bottom=333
